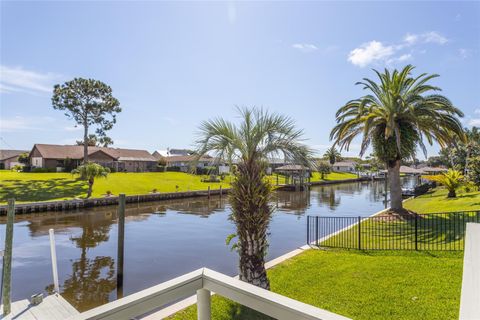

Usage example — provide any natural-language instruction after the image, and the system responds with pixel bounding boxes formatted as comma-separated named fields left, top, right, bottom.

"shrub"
left=11, top=164, right=23, bottom=171
left=22, top=165, right=31, bottom=172
left=0, top=163, right=5, bottom=170
left=32, top=167, right=55, bottom=173
left=157, top=165, right=166, bottom=172
left=196, top=166, right=218, bottom=175
left=166, top=166, right=181, bottom=172
left=105, top=190, right=112, bottom=197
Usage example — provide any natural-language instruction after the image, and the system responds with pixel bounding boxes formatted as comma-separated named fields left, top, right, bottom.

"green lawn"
left=404, top=186, right=480, bottom=213
left=169, top=249, right=463, bottom=320
left=0, top=170, right=229, bottom=203
left=0, top=170, right=359, bottom=204
left=311, top=171, right=358, bottom=182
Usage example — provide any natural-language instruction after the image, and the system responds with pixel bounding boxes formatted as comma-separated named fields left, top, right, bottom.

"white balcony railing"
left=69, top=268, right=350, bottom=320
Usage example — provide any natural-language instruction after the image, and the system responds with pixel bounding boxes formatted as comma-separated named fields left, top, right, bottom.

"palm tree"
left=196, top=107, right=313, bottom=289
left=425, top=169, right=464, bottom=198
left=323, top=146, right=342, bottom=165
left=317, top=161, right=331, bottom=179
left=72, top=162, right=110, bottom=198
left=354, top=162, right=364, bottom=178
left=331, top=65, right=465, bottom=213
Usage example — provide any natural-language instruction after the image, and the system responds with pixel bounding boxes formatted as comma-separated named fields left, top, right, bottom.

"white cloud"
left=348, top=41, right=395, bottom=67
left=292, top=43, right=318, bottom=53
left=404, top=32, right=448, bottom=46
left=349, top=31, right=448, bottom=67
left=0, top=116, right=55, bottom=132
left=0, top=65, right=63, bottom=95
left=387, top=53, right=413, bottom=65
left=469, top=118, right=480, bottom=126
left=474, top=108, right=480, bottom=114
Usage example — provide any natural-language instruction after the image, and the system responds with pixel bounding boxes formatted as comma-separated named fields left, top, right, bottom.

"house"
left=152, top=148, right=193, bottom=160
left=29, top=144, right=157, bottom=172
left=165, top=154, right=229, bottom=173
left=332, top=161, right=356, bottom=172
left=0, top=149, right=28, bottom=169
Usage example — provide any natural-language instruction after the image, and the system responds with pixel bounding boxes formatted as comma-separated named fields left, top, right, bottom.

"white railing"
left=459, top=223, right=480, bottom=320
left=69, top=268, right=350, bottom=320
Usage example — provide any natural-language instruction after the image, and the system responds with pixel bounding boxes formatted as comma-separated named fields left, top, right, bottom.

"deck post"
left=117, top=194, right=126, bottom=299
left=2, top=199, right=15, bottom=316
left=49, top=229, right=60, bottom=293
left=197, top=288, right=211, bottom=320
left=207, top=186, right=211, bottom=199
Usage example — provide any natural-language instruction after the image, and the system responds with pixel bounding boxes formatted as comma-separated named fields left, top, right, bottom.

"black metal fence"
left=307, top=211, right=480, bottom=251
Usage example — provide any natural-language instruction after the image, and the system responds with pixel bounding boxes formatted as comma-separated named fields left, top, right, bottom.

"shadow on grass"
left=224, top=303, right=273, bottom=320
left=321, top=211, right=480, bottom=250
left=0, top=178, right=87, bottom=202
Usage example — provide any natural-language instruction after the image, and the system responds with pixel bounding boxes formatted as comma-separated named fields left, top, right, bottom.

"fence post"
left=315, top=216, right=319, bottom=247
left=415, top=214, right=418, bottom=251
left=306, top=216, right=310, bottom=245
left=358, top=216, right=362, bottom=250
left=2, top=199, right=15, bottom=316
left=117, top=194, right=126, bottom=299
left=208, top=186, right=211, bottom=199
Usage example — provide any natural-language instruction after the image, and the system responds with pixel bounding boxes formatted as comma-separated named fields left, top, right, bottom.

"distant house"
left=165, top=154, right=229, bottom=173
left=332, top=161, right=356, bottom=172
left=29, top=144, right=157, bottom=172
left=0, top=150, right=28, bottom=169
left=152, top=148, right=193, bottom=160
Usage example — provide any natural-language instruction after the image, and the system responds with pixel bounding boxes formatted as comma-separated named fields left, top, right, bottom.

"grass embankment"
left=169, top=249, right=463, bottom=320
left=321, top=186, right=480, bottom=250
left=311, top=171, right=358, bottom=182
left=0, top=171, right=228, bottom=203
left=404, top=186, right=480, bottom=213
left=0, top=170, right=359, bottom=204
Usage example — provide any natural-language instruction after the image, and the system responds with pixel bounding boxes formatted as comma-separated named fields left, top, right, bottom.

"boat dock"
left=0, top=294, right=79, bottom=320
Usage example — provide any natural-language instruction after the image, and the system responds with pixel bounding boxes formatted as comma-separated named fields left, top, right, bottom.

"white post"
left=196, top=288, right=211, bottom=320
left=49, top=228, right=60, bottom=293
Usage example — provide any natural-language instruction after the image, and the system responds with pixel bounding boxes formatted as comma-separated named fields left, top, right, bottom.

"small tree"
left=72, top=162, right=110, bottom=198
left=354, top=162, right=364, bottom=178
left=425, top=169, right=464, bottom=198
left=17, top=152, right=29, bottom=165
left=52, top=78, right=121, bottom=163
left=317, top=162, right=331, bottom=179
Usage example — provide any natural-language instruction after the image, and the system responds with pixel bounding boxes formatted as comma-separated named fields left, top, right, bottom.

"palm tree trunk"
left=87, top=178, right=94, bottom=198
left=447, top=190, right=456, bottom=198
left=388, top=160, right=403, bottom=211
left=230, top=161, right=271, bottom=290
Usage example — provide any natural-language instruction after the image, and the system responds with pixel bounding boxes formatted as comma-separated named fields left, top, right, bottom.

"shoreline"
left=0, top=176, right=374, bottom=215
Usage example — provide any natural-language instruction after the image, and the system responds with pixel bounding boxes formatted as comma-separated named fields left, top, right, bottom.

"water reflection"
left=1, top=179, right=415, bottom=311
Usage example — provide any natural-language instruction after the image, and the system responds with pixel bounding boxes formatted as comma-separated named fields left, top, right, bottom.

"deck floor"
left=0, top=294, right=79, bottom=320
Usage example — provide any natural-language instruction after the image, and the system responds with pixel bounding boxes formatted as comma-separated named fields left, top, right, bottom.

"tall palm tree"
left=196, top=107, right=314, bottom=289
left=331, top=65, right=465, bottom=213
left=72, top=162, right=110, bottom=198
left=323, top=146, right=342, bottom=165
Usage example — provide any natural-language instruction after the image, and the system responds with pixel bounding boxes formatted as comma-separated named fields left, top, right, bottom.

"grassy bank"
left=404, top=186, right=480, bottom=213
left=0, top=171, right=229, bottom=203
left=169, top=249, right=463, bottom=320
left=0, top=170, right=359, bottom=204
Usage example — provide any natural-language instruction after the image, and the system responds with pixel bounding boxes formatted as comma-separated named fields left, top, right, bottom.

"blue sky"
left=1, top=1, right=479, bottom=158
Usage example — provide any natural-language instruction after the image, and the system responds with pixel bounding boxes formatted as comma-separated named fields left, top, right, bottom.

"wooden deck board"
left=0, top=294, right=79, bottom=320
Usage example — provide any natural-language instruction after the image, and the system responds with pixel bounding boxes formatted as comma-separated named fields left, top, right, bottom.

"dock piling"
left=117, top=194, right=126, bottom=299
left=49, top=229, right=60, bottom=293
left=2, top=199, right=15, bottom=316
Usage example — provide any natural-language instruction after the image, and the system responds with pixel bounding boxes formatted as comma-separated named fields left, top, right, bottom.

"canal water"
left=0, top=179, right=395, bottom=311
